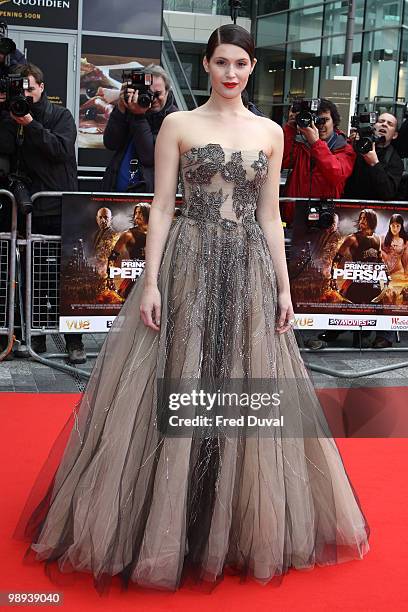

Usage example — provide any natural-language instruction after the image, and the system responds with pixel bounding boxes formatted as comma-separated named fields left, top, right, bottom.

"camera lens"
left=138, top=92, right=153, bottom=108
left=355, top=138, right=373, bottom=155
left=9, top=95, right=30, bottom=117
left=296, top=112, right=312, bottom=129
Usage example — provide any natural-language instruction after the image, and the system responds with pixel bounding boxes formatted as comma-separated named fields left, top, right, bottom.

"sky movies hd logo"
left=328, top=318, right=377, bottom=327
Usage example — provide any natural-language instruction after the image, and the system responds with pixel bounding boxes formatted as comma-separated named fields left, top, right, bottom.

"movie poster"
left=59, top=193, right=181, bottom=332
left=289, top=202, right=408, bottom=331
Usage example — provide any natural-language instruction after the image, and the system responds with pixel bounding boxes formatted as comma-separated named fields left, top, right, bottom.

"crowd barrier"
left=0, top=190, right=17, bottom=362
left=3, top=191, right=408, bottom=380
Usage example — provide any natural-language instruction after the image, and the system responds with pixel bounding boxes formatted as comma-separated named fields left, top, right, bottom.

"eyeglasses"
left=318, top=117, right=331, bottom=125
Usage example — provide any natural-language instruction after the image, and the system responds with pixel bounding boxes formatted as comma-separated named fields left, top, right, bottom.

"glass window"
left=164, top=0, right=251, bottom=16
left=216, top=0, right=252, bottom=18
left=323, top=0, right=365, bottom=36
left=284, top=38, right=322, bottom=100
left=288, top=6, right=324, bottom=42
left=360, top=28, right=400, bottom=103
left=253, top=46, right=286, bottom=118
left=320, top=33, right=362, bottom=83
left=365, top=0, right=402, bottom=29
left=397, top=29, right=408, bottom=101
left=257, top=13, right=288, bottom=47
left=289, top=0, right=324, bottom=9
left=257, top=0, right=289, bottom=15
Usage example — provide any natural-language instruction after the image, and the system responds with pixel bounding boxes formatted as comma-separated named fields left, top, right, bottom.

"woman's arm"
left=139, top=112, right=181, bottom=330
left=256, top=121, right=294, bottom=333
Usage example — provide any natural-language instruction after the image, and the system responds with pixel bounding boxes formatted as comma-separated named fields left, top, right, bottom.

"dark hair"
left=384, top=213, right=408, bottom=247
left=11, top=62, right=44, bottom=85
left=357, top=208, right=378, bottom=231
left=133, top=202, right=150, bottom=226
left=319, top=98, right=340, bottom=128
left=241, top=89, right=249, bottom=108
left=205, top=24, right=255, bottom=62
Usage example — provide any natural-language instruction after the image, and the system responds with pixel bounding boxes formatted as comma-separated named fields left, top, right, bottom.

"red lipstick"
left=223, top=82, right=238, bottom=88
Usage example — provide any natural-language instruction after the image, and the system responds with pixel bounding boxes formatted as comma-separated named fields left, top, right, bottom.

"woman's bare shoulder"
left=162, top=110, right=197, bottom=124
left=256, top=115, right=283, bottom=136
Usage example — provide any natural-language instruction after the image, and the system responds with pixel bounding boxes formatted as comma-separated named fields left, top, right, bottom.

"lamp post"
left=344, top=0, right=355, bottom=75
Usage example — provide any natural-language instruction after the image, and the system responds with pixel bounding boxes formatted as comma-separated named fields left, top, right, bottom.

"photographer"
left=102, top=65, right=178, bottom=192
left=281, top=98, right=356, bottom=225
left=318, top=114, right=403, bottom=349
left=0, top=63, right=84, bottom=364
left=0, top=25, right=26, bottom=233
left=0, top=22, right=26, bottom=78
left=341, top=112, right=403, bottom=349
left=344, top=113, right=403, bottom=201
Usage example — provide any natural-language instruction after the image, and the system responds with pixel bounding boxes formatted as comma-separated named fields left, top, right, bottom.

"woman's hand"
left=140, top=284, right=161, bottom=331
left=275, top=292, right=295, bottom=334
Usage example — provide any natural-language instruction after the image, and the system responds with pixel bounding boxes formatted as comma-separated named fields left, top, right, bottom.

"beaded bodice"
left=179, top=143, right=269, bottom=226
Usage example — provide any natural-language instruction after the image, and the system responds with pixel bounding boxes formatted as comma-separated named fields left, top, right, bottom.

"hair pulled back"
left=205, top=24, right=255, bottom=62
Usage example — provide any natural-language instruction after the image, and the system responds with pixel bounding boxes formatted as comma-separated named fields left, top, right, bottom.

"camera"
left=8, top=172, right=32, bottom=215
left=350, top=112, right=385, bottom=155
left=0, top=74, right=32, bottom=117
left=307, top=200, right=336, bottom=230
left=122, top=69, right=158, bottom=109
left=0, top=21, right=16, bottom=58
left=0, top=154, right=32, bottom=215
left=291, top=98, right=324, bottom=129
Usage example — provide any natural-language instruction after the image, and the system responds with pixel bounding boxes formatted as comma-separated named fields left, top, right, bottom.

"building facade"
left=165, top=0, right=408, bottom=123
left=254, top=0, right=408, bottom=123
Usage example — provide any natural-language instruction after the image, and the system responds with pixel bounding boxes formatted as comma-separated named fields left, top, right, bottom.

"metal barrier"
left=2, top=191, right=408, bottom=380
left=0, top=190, right=17, bottom=362
left=24, top=192, right=100, bottom=379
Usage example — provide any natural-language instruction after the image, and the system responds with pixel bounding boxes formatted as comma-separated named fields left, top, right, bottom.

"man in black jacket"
left=344, top=112, right=403, bottom=201
left=102, top=65, right=178, bottom=193
left=0, top=62, right=84, bottom=363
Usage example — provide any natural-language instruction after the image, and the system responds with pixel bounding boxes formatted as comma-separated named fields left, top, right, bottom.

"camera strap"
left=15, top=124, right=24, bottom=173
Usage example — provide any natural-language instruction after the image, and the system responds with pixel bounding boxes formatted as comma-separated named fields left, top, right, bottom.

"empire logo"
left=66, top=320, right=90, bottom=330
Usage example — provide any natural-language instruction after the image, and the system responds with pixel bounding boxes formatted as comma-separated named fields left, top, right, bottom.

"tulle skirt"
left=14, top=215, right=370, bottom=593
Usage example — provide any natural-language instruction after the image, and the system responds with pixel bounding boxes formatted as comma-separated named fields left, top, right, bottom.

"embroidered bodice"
left=179, top=143, right=269, bottom=226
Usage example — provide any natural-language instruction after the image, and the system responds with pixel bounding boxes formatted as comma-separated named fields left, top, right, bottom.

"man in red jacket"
left=281, top=98, right=356, bottom=225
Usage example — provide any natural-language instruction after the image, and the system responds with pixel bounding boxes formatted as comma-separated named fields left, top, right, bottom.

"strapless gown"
left=14, top=144, right=369, bottom=593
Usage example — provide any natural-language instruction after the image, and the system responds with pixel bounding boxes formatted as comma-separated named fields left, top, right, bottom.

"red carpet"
left=1, top=392, right=407, bottom=611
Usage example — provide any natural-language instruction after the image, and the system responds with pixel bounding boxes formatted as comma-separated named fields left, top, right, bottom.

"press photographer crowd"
left=1, top=23, right=408, bottom=362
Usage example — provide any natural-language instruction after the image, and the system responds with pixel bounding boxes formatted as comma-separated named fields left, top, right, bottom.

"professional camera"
left=121, top=69, right=158, bottom=109
left=350, top=112, right=385, bottom=155
left=0, top=74, right=32, bottom=117
left=291, top=98, right=324, bottom=129
left=8, top=172, right=32, bottom=215
left=0, top=153, right=32, bottom=215
left=306, top=199, right=336, bottom=230
left=0, top=21, right=16, bottom=58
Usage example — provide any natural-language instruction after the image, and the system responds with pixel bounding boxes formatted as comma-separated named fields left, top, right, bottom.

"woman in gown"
left=14, top=24, right=370, bottom=594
